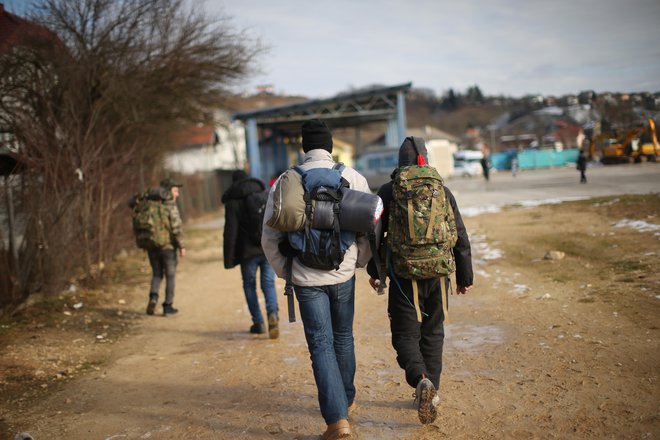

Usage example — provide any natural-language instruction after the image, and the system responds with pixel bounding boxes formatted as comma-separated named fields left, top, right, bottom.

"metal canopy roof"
left=233, top=82, right=412, bottom=134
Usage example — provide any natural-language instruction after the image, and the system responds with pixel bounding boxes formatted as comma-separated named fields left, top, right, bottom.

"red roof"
left=1, top=4, right=30, bottom=54
left=0, top=3, right=57, bottom=55
left=175, top=125, right=215, bottom=147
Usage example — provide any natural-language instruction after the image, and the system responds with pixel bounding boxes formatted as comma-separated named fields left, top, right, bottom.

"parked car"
left=453, top=150, right=484, bottom=177
left=355, top=148, right=398, bottom=190
left=453, top=160, right=482, bottom=177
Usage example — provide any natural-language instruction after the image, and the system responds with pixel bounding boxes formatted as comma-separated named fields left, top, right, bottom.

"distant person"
left=577, top=150, right=587, bottom=183
left=129, top=177, right=186, bottom=316
left=511, top=156, right=518, bottom=177
left=222, top=170, right=279, bottom=338
left=261, top=119, right=372, bottom=439
left=367, top=136, right=473, bottom=425
left=479, top=144, right=491, bottom=182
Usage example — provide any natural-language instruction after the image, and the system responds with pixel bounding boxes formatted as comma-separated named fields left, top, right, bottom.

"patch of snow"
left=613, top=218, right=660, bottom=233
left=470, top=235, right=503, bottom=260
left=513, top=284, right=529, bottom=294
left=516, top=196, right=589, bottom=208
left=463, top=196, right=590, bottom=218
left=593, top=198, right=620, bottom=207
left=462, top=204, right=501, bottom=218
left=475, top=269, right=490, bottom=278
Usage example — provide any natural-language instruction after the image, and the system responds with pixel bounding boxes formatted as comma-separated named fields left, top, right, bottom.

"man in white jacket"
left=261, top=119, right=371, bottom=440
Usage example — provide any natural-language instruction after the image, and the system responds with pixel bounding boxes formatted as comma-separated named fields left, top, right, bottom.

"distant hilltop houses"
left=487, top=90, right=660, bottom=109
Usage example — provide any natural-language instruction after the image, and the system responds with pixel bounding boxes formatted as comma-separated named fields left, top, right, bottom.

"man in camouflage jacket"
left=146, top=178, right=186, bottom=316
left=367, top=137, right=473, bottom=425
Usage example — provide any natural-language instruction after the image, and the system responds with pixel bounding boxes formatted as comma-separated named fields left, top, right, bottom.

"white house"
left=164, top=114, right=247, bottom=175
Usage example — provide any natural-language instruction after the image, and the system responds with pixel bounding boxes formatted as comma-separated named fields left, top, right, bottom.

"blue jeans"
left=294, top=277, right=356, bottom=425
left=240, top=255, right=279, bottom=324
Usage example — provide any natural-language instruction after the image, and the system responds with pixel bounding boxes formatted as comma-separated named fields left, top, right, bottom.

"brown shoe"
left=321, top=419, right=351, bottom=440
left=267, top=313, right=279, bottom=339
left=146, top=299, right=157, bottom=315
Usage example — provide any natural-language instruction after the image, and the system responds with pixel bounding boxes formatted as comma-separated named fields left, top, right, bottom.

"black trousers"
left=388, top=276, right=448, bottom=390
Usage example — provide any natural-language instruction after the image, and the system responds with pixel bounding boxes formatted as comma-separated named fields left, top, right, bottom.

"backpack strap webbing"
left=407, top=199, right=415, bottom=239
left=285, top=257, right=296, bottom=322
left=412, top=280, right=422, bottom=323
left=412, top=277, right=448, bottom=323
left=440, top=276, right=449, bottom=322
left=426, top=196, right=438, bottom=239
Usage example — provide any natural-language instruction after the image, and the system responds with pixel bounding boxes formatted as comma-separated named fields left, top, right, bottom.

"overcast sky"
left=7, top=0, right=660, bottom=99
left=210, top=0, right=660, bottom=98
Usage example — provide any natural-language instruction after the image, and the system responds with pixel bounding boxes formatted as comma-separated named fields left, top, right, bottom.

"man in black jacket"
left=222, top=170, right=279, bottom=338
left=367, top=137, right=473, bottom=425
left=577, top=150, right=587, bottom=183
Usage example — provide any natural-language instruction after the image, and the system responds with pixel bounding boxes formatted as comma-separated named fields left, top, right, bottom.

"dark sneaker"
left=249, top=322, right=266, bottom=334
left=146, top=299, right=157, bottom=315
left=414, top=378, right=438, bottom=424
left=162, top=304, right=179, bottom=316
left=267, top=313, right=279, bottom=339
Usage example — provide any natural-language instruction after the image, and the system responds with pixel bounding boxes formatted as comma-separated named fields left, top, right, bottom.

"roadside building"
left=164, top=113, right=247, bottom=218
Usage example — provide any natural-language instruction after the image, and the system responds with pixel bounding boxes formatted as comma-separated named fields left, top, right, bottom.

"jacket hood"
left=222, top=178, right=265, bottom=203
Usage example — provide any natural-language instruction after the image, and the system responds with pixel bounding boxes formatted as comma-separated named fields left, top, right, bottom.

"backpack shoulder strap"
left=333, top=163, right=350, bottom=189
left=284, top=257, right=296, bottom=323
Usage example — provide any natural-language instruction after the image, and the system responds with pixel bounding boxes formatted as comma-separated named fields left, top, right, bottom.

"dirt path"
left=3, top=195, right=659, bottom=439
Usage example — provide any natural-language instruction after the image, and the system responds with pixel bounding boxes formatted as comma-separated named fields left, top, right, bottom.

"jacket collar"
left=303, top=149, right=333, bottom=163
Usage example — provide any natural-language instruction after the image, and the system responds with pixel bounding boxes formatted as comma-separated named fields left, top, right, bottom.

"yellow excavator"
left=601, top=118, right=659, bottom=164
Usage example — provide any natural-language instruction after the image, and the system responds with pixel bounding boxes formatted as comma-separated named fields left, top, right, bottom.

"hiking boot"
left=146, top=299, right=157, bottom=315
left=162, top=304, right=179, bottom=316
left=432, top=394, right=440, bottom=411
left=146, top=293, right=158, bottom=315
left=267, top=313, right=279, bottom=339
left=249, top=322, right=266, bottom=334
left=414, top=377, right=437, bottom=425
left=321, top=419, right=351, bottom=440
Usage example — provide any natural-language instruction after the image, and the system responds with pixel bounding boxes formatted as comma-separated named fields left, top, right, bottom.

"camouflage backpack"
left=131, top=189, right=171, bottom=250
left=389, top=163, right=458, bottom=280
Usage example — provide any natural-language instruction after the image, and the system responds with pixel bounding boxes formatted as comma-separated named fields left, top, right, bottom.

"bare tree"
left=0, top=0, right=263, bottom=308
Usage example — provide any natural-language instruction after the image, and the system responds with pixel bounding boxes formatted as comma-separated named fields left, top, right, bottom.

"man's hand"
left=456, top=284, right=472, bottom=294
left=179, top=248, right=186, bottom=257
left=369, top=277, right=381, bottom=291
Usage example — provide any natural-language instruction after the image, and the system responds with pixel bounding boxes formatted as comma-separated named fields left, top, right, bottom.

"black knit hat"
left=302, top=119, right=333, bottom=153
left=232, top=170, right=248, bottom=183
left=398, top=136, right=428, bottom=167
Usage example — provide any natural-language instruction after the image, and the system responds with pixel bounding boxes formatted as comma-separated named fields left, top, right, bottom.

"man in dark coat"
left=367, top=137, right=473, bottom=425
left=222, top=170, right=279, bottom=338
left=577, top=150, right=587, bottom=183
